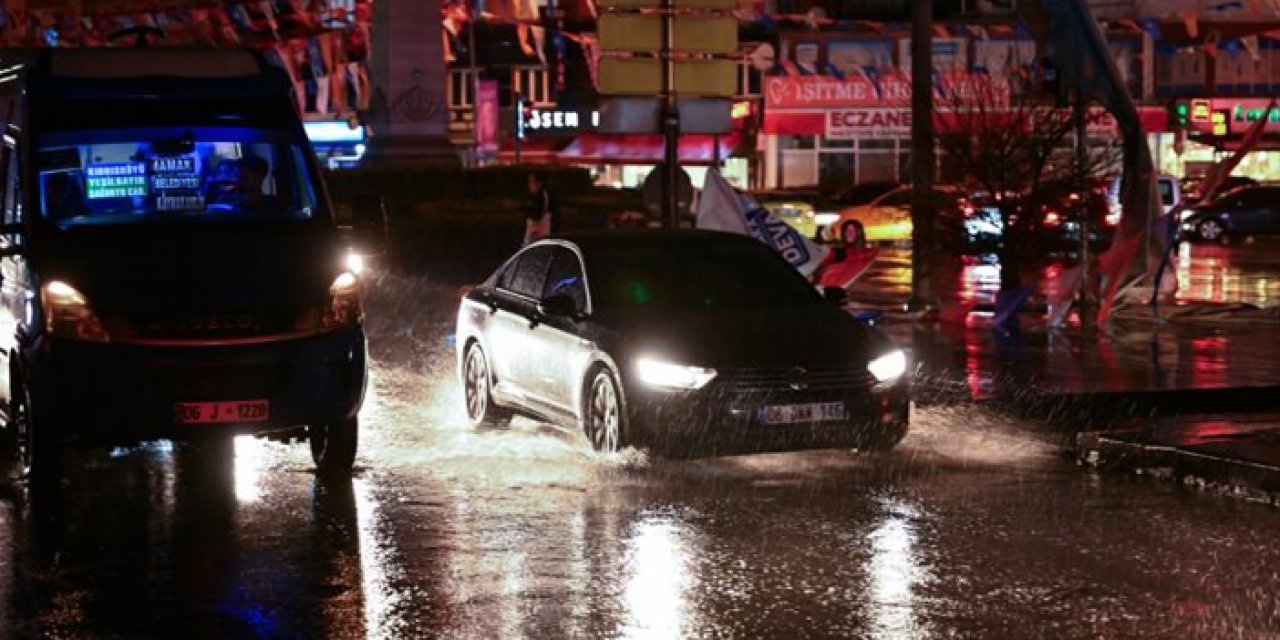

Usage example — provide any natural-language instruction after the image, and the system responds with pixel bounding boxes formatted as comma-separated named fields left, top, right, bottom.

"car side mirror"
left=538, top=294, right=579, bottom=319
left=822, top=286, right=848, bottom=304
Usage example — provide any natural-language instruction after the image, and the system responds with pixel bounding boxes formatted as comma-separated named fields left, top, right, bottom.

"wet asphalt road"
left=3, top=269, right=1280, bottom=639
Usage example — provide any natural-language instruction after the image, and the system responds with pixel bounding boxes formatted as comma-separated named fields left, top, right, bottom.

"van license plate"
left=760, top=402, right=846, bottom=425
left=175, top=400, right=269, bottom=424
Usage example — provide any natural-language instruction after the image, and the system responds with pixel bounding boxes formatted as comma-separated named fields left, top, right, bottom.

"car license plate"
left=174, top=400, right=269, bottom=424
left=760, top=402, right=846, bottom=425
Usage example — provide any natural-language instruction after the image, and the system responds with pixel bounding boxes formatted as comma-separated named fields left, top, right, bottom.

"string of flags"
left=0, top=0, right=373, bottom=117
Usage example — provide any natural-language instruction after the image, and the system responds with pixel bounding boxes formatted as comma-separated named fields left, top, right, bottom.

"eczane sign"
left=826, top=109, right=912, bottom=138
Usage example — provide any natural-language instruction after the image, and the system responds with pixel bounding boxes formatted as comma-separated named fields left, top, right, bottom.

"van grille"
left=131, top=311, right=300, bottom=339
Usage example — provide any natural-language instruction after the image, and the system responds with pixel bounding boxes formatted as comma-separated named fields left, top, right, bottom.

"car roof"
left=546, top=228, right=762, bottom=253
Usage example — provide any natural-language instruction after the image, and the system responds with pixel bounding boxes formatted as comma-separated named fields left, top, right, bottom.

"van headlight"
left=319, top=271, right=362, bottom=331
left=867, top=350, right=907, bottom=382
left=42, top=280, right=109, bottom=342
left=636, top=358, right=717, bottom=390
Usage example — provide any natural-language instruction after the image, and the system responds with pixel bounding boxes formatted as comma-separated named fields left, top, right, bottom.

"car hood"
left=32, top=224, right=343, bottom=315
left=596, top=305, right=886, bottom=370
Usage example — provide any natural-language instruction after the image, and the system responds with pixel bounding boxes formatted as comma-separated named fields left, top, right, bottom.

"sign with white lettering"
left=520, top=109, right=599, bottom=136
left=85, top=162, right=147, bottom=199
left=825, top=109, right=913, bottom=138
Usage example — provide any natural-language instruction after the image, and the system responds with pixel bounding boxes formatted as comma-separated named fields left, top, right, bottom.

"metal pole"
left=1075, top=91, right=1091, bottom=309
left=514, top=92, right=523, bottom=163
left=661, top=0, right=679, bottom=228
left=909, top=0, right=935, bottom=310
left=469, top=3, right=481, bottom=167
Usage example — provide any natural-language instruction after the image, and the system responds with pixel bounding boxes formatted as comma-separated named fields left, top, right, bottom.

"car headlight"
left=636, top=358, right=717, bottom=390
left=815, top=212, right=839, bottom=226
left=867, top=350, right=907, bottom=382
left=345, top=250, right=366, bottom=275
left=42, top=280, right=109, bottom=342
left=319, top=271, right=363, bottom=331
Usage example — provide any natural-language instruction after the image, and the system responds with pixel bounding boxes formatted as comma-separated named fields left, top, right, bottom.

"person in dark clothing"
left=524, top=171, right=556, bottom=245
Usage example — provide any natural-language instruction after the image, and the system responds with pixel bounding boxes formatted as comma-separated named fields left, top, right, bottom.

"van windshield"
left=37, top=127, right=318, bottom=228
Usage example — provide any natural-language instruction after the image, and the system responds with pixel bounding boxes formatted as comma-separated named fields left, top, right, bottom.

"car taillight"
left=1043, top=209, right=1062, bottom=227
left=961, top=202, right=977, bottom=217
left=42, top=280, right=109, bottom=342
left=319, top=271, right=362, bottom=331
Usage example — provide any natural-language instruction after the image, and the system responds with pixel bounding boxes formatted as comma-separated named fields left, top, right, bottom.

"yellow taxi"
left=824, top=184, right=965, bottom=244
left=750, top=189, right=830, bottom=240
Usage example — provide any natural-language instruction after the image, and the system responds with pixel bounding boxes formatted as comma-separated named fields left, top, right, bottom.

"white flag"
left=696, top=169, right=828, bottom=276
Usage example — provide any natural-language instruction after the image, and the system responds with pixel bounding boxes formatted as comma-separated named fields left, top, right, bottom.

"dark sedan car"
left=455, top=230, right=909, bottom=457
left=1181, top=185, right=1280, bottom=243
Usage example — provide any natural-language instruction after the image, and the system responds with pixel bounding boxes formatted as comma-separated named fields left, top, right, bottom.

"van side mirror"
left=337, top=196, right=388, bottom=257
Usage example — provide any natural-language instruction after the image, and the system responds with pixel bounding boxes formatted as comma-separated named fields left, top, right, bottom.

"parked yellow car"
left=824, top=184, right=966, bottom=244
left=750, top=189, right=832, bottom=240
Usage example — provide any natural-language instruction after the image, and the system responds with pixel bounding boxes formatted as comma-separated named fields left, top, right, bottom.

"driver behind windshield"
left=209, top=153, right=288, bottom=217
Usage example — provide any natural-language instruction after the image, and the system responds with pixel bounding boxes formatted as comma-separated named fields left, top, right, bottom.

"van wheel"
left=309, top=417, right=357, bottom=477
left=10, top=376, right=62, bottom=485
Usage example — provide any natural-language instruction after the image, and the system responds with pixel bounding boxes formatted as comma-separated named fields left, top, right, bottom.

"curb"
left=1076, top=431, right=1280, bottom=506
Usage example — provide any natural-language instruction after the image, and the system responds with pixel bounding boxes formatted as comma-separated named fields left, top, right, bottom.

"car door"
left=524, top=245, right=594, bottom=416
left=1226, top=189, right=1271, bottom=233
left=866, top=187, right=912, bottom=242
left=488, top=245, right=553, bottom=402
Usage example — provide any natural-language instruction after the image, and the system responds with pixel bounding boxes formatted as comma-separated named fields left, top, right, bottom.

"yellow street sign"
left=599, top=13, right=737, bottom=55
left=598, top=57, right=738, bottom=97
left=598, top=0, right=736, bottom=8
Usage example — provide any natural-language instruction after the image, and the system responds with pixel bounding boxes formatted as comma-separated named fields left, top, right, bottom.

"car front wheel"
left=1197, top=218, right=1226, bottom=242
left=310, top=417, right=358, bottom=477
left=584, top=368, right=626, bottom=454
left=841, top=221, right=865, bottom=245
left=462, top=343, right=512, bottom=428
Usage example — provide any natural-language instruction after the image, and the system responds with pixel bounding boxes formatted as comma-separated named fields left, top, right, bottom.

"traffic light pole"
left=661, top=0, right=680, bottom=228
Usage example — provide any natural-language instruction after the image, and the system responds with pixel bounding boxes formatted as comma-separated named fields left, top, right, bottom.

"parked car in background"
left=750, top=188, right=833, bottom=240
left=823, top=184, right=968, bottom=245
left=455, top=230, right=910, bottom=457
left=1037, top=180, right=1119, bottom=252
left=1106, top=174, right=1183, bottom=221
left=1180, top=184, right=1280, bottom=243
left=1182, top=175, right=1257, bottom=207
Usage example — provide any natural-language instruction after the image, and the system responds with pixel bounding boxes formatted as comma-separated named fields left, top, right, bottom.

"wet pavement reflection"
left=2, top=271, right=1279, bottom=639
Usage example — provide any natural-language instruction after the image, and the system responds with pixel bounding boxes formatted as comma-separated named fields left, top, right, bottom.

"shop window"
left=859, top=138, right=897, bottom=150
left=859, top=152, right=897, bottom=184
left=780, top=150, right=818, bottom=187
left=786, top=136, right=817, bottom=150
left=819, top=152, right=856, bottom=190
left=820, top=138, right=854, bottom=149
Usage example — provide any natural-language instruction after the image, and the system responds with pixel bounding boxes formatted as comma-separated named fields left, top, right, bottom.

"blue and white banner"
left=696, top=169, right=828, bottom=277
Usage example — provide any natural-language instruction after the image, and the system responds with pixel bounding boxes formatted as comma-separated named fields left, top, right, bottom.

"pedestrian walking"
left=523, top=171, right=556, bottom=245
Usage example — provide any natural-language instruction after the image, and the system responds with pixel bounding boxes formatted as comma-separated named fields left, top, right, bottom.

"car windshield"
left=588, top=240, right=822, bottom=312
left=37, top=126, right=318, bottom=228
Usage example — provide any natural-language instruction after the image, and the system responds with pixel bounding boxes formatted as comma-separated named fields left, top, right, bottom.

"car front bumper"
left=625, top=377, right=909, bottom=456
left=27, top=330, right=367, bottom=442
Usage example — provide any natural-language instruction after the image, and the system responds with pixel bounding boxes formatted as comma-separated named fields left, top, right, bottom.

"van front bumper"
left=27, top=330, right=366, bottom=442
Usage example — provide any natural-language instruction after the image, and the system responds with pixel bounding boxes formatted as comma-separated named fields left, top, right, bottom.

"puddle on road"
left=354, top=353, right=1064, bottom=493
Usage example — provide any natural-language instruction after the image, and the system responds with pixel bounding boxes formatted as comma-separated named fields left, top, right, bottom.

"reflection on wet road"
left=850, top=238, right=1280, bottom=309
left=2, top=273, right=1278, bottom=639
